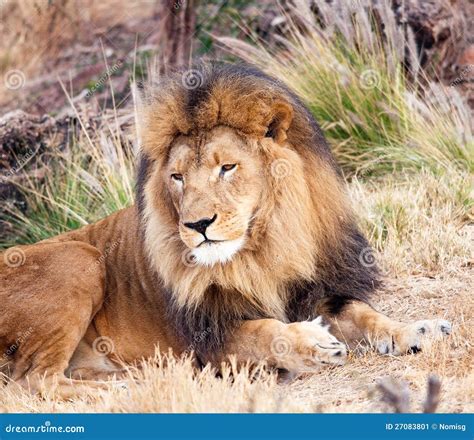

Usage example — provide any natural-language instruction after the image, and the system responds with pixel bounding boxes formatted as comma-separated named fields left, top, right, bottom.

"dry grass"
left=350, top=170, right=473, bottom=277
left=0, top=109, right=136, bottom=248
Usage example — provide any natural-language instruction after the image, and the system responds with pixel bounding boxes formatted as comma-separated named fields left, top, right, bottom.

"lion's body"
left=60, top=207, right=186, bottom=365
left=0, top=208, right=185, bottom=382
left=0, top=62, right=451, bottom=396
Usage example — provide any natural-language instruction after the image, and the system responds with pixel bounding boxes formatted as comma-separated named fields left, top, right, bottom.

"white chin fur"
left=191, top=237, right=245, bottom=266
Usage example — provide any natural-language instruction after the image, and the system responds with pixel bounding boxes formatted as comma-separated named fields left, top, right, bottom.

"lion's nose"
left=184, top=214, right=217, bottom=236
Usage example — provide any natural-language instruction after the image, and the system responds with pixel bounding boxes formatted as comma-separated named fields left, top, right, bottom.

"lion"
left=0, top=62, right=451, bottom=398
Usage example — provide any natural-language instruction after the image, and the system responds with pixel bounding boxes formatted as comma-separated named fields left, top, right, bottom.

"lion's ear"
left=265, top=101, right=294, bottom=144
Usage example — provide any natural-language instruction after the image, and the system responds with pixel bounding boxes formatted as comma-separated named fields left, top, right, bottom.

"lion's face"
left=163, top=126, right=266, bottom=266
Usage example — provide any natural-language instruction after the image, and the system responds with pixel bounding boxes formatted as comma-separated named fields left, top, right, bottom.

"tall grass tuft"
left=217, top=0, right=473, bottom=176
left=0, top=111, right=136, bottom=248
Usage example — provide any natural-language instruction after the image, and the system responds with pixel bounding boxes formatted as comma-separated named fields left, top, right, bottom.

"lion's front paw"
left=375, top=319, right=452, bottom=356
left=271, top=317, right=347, bottom=373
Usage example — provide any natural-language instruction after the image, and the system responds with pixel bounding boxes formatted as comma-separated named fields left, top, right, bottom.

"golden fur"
left=0, top=62, right=451, bottom=397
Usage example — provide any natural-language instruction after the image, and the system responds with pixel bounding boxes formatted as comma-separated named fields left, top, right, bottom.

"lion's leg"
left=1, top=241, right=107, bottom=397
left=216, top=318, right=347, bottom=374
left=321, top=300, right=452, bottom=355
left=66, top=339, right=127, bottom=381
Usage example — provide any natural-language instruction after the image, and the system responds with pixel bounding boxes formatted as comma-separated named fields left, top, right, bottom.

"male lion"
left=0, top=62, right=451, bottom=397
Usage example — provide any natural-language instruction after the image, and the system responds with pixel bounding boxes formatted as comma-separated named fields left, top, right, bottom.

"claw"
left=439, top=321, right=452, bottom=335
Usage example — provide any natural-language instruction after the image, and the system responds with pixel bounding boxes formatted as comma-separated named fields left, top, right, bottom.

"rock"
left=0, top=111, right=56, bottom=160
left=392, top=0, right=466, bottom=75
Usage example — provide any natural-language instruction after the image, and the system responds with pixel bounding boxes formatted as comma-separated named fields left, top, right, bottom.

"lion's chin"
left=191, top=237, right=245, bottom=267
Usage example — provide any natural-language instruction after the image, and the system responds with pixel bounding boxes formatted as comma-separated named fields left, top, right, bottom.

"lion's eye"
left=171, top=173, right=183, bottom=182
left=220, top=164, right=236, bottom=175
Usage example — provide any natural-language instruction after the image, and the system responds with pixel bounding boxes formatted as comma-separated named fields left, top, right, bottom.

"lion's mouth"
left=197, top=239, right=225, bottom=247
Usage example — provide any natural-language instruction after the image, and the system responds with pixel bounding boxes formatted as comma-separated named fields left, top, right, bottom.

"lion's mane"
left=135, top=62, right=380, bottom=359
